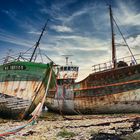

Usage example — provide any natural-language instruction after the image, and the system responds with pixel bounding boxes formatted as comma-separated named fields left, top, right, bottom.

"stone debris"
left=0, top=113, right=140, bottom=140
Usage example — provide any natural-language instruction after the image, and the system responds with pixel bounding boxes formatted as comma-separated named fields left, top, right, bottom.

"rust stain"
left=32, top=81, right=37, bottom=90
left=3, top=81, right=9, bottom=93
left=14, top=88, right=18, bottom=93
left=20, top=88, right=25, bottom=92
left=74, top=80, right=140, bottom=91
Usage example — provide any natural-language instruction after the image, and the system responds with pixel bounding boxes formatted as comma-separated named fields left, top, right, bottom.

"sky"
left=0, top=0, right=140, bottom=81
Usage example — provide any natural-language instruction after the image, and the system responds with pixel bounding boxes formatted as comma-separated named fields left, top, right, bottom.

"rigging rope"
left=38, top=47, right=43, bottom=63
left=112, top=17, right=137, bottom=64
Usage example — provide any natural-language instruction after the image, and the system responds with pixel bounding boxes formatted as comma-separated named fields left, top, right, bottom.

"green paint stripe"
left=0, top=61, right=52, bottom=82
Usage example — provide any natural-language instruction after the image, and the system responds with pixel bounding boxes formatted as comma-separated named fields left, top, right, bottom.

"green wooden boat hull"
left=0, top=61, right=53, bottom=119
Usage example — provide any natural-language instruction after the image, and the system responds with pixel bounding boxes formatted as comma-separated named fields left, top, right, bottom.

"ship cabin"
left=57, top=65, right=79, bottom=85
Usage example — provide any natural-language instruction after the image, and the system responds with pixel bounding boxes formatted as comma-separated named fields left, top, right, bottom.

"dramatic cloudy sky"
left=0, top=0, right=140, bottom=81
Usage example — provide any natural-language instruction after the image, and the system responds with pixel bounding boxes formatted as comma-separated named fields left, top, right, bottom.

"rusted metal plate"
left=46, top=64, right=140, bottom=114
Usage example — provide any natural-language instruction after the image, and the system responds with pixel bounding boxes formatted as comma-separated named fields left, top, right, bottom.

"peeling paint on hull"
left=0, top=61, right=53, bottom=119
left=46, top=64, right=140, bottom=114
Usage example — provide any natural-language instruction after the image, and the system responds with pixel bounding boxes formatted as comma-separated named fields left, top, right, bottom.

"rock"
left=90, top=133, right=122, bottom=140
left=22, top=130, right=36, bottom=136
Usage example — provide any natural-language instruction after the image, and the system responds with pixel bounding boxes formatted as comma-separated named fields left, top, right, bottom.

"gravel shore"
left=0, top=112, right=140, bottom=140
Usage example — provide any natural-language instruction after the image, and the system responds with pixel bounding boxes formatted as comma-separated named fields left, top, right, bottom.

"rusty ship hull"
left=0, top=61, right=53, bottom=119
left=45, top=64, right=140, bottom=114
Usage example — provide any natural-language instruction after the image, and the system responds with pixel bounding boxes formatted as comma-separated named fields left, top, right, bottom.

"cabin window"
left=76, top=67, right=79, bottom=71
left=74, top=67, right=76, bottom=71
left=71, top=67, right=73, bottom=71
left=60, top=67, right=63, bottom=71
left=68, top=66, right=71, bottom=71
left=64, top=67, right=67, bottom=71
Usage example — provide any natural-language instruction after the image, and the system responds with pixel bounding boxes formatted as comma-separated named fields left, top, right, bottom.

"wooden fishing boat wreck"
left=0, top=22, right=54, bottom=119
left=45, top=5, right=140, bottom=115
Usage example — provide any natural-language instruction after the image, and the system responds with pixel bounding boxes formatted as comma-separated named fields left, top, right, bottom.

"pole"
left=109, top=5, right=116, bottom=68
left=29, top=20, right=49, bottom=62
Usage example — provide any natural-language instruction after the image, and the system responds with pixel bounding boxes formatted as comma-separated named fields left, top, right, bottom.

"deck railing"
left=92, top=54, right=140, bottom=73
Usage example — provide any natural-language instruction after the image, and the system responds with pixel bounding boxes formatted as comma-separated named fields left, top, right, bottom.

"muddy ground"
left=0, top=112, right=140, bottom=140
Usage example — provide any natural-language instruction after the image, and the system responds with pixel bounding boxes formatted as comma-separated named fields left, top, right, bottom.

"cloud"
left=0, top=30, right=34, bottom=48
left=45, top=34, right=111, bottom=68
left=50, top=25, right=73, bottom=32
left=28, top=31, right=42, bottom=35
left=55, top=35, right=110, bottom=51
left=127, top=35, right=140, bottom=47
left=38, top=0, right=78, bottom=20
left=55, top=6, right=94, bottom=24
left=115, top=1, right=140, bottom=26
left=126, top=35, right=140, bottom=55
left=1, top=9, right=17, bottom=18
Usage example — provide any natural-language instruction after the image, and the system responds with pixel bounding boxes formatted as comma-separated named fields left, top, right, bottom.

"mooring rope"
left=0, top=66, right=53, bottom=137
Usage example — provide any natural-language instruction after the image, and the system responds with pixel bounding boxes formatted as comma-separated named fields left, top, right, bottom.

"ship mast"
left=109, top=5, right=116, bottom=69
left=29, top=20, right=48, bottom=62
left=62, top=55, right=73, bottom=65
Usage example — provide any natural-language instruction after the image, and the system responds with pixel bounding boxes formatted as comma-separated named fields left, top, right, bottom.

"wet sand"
left=0, top=112, right=140, bottom=140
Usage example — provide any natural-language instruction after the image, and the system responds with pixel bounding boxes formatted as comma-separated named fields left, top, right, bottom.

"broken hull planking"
left=0, top=61, right=52, bottom=119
